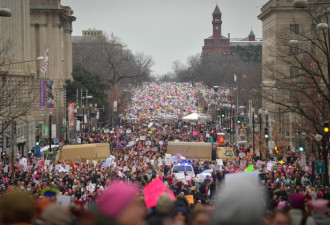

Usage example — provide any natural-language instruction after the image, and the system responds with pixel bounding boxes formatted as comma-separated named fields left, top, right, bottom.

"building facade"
left=258, top=0, right=328, bottom=152
left=0, top=0, right=75, bottom=160
left=202, top=5, right=262, bottom=57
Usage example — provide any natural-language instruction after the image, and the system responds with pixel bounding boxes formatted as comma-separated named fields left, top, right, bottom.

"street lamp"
left=2, top=56, right=44, bottom=66
left=252, top=108, right=256, bottom=155
left=0, top=8, right=11, bottom=17
left=49, top=112, right=53, bottom=152
left=259, top=108, right=263, bottom=159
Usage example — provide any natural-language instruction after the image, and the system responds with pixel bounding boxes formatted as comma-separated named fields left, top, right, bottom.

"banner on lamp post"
left=51, top=124, right=56, bottom=139
left=46, top=79, right=55, bottom=109
left=67, top=103, right=75, bottom=126
left=42, top=124, right=49, bottom=138
left=113, top=100, right=118, bottom=112
left=39, top=80, right=46, bottom=107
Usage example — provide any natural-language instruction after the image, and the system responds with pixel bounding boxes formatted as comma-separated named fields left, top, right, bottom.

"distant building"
left=202, top=5, right=262, bottom=56
left=230, top=30, right=262, bottom=47
left=82, top=28, right=105, bottom=38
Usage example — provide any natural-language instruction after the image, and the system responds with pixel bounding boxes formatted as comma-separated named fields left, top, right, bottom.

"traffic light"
left=299, top=146, right=304, bottom=152
left=5, top=137, right=10, bottom=148
left=217, top=107, right=220, bottom=112
left=30, top=149, right=34, bottom=157
left=323, top=121, right=329, bottom=133
left=221, top=109, right=225, bottom=118
left=0, top=137, right=3, bottom=148
left=275, top=146, right=279, bottom=154
left=264, top=128, right=269, bottom=139
left=35, top=135, right=40, bottom=146
left=237, top=116, right=241, bottom=124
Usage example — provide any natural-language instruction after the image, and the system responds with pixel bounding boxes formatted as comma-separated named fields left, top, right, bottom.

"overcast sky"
left=62, top=0, right=268, bottom=76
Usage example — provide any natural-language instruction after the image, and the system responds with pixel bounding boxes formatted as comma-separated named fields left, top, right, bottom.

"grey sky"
left=62, top=0, right=268, bottom=76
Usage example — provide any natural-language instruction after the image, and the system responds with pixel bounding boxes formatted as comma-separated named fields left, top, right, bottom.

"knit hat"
left=97, top=181, right=139, bottom=218
left=290, top=193, right=305, bottom=209
left=212, top=172, right=266, bottom=225
left=311, top=199, right=329, bottom=214
left=0, top=189, right=35, bottom=224
left=41, top=203, right=73, bottom=225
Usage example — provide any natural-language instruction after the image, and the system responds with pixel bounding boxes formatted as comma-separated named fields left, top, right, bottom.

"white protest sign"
left=267, top=162, right=273, bottom=171
left=159, top=141, right=164, bottom=146
left=146, top=141, right=151, bottom=146
left=126, top=130, right=131, bottom=134
left=165, top=154, right=172, bottom=166
left=132, top=166, right=136, bottom=173
left=216, top=159, right=223, bottom=166
left=140, top=136, right=146, bottom=141
left=171, top=156, right=177, bottom=164
left=57, top=195, right=71, bottom=206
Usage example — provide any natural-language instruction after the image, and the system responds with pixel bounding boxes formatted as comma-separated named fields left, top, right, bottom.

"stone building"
left=0, top=0, right=75, bottom=159
left=258, top=0, right=328, bottom=152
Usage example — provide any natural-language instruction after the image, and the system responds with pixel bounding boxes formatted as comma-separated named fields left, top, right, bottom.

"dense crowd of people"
left=0, top=82, right=329, bottom=225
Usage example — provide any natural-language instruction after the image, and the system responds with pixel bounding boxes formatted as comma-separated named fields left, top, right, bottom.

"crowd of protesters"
left=0, top=82, right=329, bottom=225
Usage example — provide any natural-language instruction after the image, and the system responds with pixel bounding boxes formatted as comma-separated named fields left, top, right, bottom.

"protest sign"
left=244, top=165, right=254, bottom=172
left=216, top=159, right=223, bottom=166
left=165, top=154, right=172, bottom=166
left=267, top=162, right=273, bottom=171
left=57, top=195, right=71, bottom=206
left=185, top=195, right=194, bottom=205
left=144, top=178, right=175, bottom=208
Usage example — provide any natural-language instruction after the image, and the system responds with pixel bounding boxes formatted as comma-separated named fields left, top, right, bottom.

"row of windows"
left=289, top=24, right=316, bottom=35
left=83, top=31, right=103, bottom=36
left=289, top=42, right=316, bottom=55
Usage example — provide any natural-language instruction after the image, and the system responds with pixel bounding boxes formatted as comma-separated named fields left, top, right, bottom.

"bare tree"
left=262, top=5, right=329, bottom=185
left=173, top=53, right=262, bottom=108
left=0, top=39, right=37, bottom=136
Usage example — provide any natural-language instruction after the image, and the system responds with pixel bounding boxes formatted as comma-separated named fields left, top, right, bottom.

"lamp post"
left=49, top=112, right=53, bottom=152
left=2, top=56, right=44, bottom=66
left=259, top=108, right=263, bottom=159
left=252, top=108, right=255, bottom=155
left=82, top=105, right=85, bottom=144
left=0, top=8, right=12, bottom=17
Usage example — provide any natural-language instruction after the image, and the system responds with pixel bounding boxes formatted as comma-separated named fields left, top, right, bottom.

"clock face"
left=216, top=26, right=219, bottom=30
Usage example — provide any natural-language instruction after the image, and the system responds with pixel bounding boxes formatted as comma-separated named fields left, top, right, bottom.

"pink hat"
left=277, top=201, right=286, bottom=209
left=312, top=199, right=329, bottom=214
left=290, top=193, right=305, bottom=209
left=97, top=181, right=139, bottom=218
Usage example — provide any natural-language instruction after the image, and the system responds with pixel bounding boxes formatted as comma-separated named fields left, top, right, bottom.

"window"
left=225, top=150, right=233, bottom=156
left=311, top=42, right=316, bottom=54
left=311, top=24, right=316, bottom=35
left=290, top=24, right=299, bottom=34
left=290, top=45, right=298, bottom=55
left=290, top=66, right=299, bottom=78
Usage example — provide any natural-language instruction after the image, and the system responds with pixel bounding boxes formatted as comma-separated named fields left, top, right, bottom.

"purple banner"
left=46, top=79, right=55, bottom=109
left=40, top=80, right=46, bottom=107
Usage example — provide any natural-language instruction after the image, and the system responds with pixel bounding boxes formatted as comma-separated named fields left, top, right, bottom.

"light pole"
left=259, top=108, right=263, bottom=159
left=49, top=112, right=53, bottom=152
left=252, top=108, right=255, bottom=156
left=0, top=8, right=11, bottom=17
left=2, top=56, right=44, bottom=66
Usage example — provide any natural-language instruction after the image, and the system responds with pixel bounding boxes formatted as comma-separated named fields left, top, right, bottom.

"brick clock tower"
left=202, top=5, right=230, bottom=57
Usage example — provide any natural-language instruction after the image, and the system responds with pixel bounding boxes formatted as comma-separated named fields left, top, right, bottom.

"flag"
left=111, top=32, right=115, bottom=39
left=310, top=60, right=316, bottom=70
left=234, top=74, right=237, bottom=82
left=40, top=49, right=49, bottom=73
